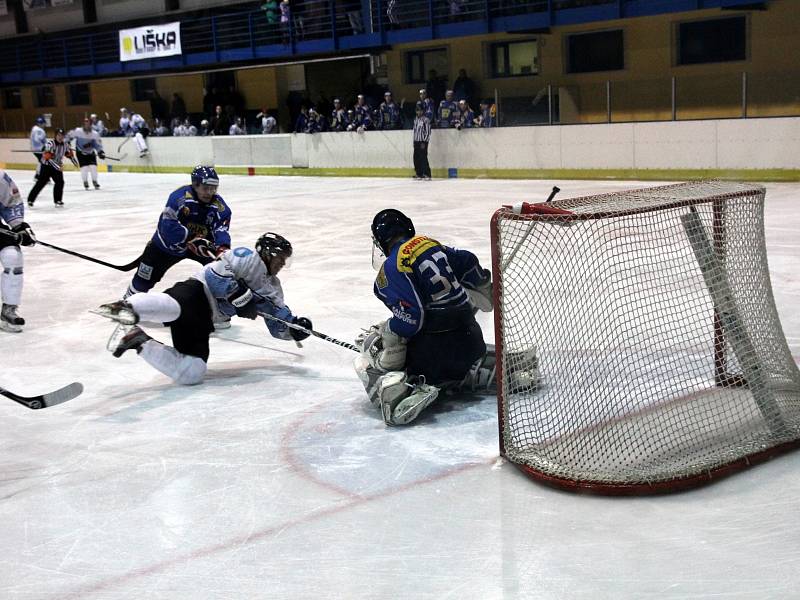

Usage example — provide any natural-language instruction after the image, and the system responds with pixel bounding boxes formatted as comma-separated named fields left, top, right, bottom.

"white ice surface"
left=0, top=171, right=799, bottom=599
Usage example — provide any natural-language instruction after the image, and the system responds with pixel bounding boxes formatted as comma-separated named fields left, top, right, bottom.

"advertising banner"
left=119, top=22, right=182, bottom=62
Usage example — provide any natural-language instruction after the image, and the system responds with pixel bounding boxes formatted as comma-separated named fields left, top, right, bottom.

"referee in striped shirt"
left=412, top=101, right=432, bottom=180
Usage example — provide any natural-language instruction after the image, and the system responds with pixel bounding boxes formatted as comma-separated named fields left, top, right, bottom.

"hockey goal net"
left=490, top=181, right=800, bottom=494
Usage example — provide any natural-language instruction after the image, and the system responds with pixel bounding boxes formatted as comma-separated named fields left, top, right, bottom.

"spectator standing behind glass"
left=153, top=118, right=170, bottom=136
left=412, top=102, right=432, bottom=181
left=454, top=100, right=474, bottom=130
left=476, top=100, right=496, bottom=127
left=211, top=105, right=229, bottom=136
left=426, top=69, right=446, bottom=106
left=294, top=106, right=309, bottom=133
left=418, top=89, right=435, bottom=121
left=257, top=109, right=277, bottom=134
left=229, top=118, right=245, bottom=136
left=437, top=90, right=457, bottom=128
left=379, top=92, right=402, bottom=130
left=170, top=93, right=187, bottom=123
left=453, top=68, right=477, bottom=108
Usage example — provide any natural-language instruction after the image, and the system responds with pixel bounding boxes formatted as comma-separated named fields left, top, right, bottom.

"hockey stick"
left=117, top=136, right=132, bottom=153
left=0, top=382, right=84, bottom=410
left=103, top=155, right=123, bottom=161
left=259, top=313, right=359, bottom=353
left=0, top=229, right=141, bottom=272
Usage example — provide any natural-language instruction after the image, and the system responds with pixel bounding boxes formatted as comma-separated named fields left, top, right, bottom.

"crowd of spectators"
left=83, top=67, right=496, bottom=139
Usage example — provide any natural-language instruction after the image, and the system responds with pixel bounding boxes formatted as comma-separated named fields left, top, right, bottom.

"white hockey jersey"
left=194, top=246, right=295, bottom=339
left=0, top=170, right=24, bottom=229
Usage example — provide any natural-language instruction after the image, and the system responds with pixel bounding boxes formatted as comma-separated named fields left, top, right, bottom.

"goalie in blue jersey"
left=354, top=208, right=497, bottom=425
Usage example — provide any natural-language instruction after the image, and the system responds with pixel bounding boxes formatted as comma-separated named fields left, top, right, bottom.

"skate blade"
left=89, top=306, right=138, bottom=326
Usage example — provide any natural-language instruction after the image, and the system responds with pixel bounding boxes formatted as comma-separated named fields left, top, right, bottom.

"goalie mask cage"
left=490, top=181, right=800, bottom=494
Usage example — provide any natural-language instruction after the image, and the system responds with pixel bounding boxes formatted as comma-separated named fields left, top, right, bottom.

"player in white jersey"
left=94, top=233, right=313, bottom=385
left=0, top=171, right=35, bottom=333
left=29, top=116, right=47, bottom=180
left=68, top=118, right=106, bottom=190
left=119, top=108, right=150, bottom=157
left=90, top=113, right=107, bottom=136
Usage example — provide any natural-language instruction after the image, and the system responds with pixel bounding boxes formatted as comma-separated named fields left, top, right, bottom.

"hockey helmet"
left=35, top=116, right=45, bottom=125
left=190, top=165, right=220, bottom=187
left=54, top=128, right=65, bottom=139
left=256, top=232, right=293, bottom=274
left=371, top=209, right=415, bottom=256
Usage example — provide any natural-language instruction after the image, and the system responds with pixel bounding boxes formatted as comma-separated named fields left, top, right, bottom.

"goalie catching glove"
left=12, top=222, right=36, bottom=247
left=356, top=320, right=407, bottom=372
left=464, top=268, right=493, bottom=312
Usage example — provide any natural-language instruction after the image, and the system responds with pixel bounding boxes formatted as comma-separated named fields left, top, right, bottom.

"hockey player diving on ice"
left=93, top=233, right=313, bottom=385
left=355, top=208, right=538, bottom=426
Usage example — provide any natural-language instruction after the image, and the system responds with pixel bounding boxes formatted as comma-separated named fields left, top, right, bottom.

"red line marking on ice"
left=61, top=402, right=491, bottom=599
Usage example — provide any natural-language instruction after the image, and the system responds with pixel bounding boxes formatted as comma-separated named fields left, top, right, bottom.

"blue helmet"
left=371, top=208, right=415, bottom=255
left=191, top=165, right=219, bottom=187
left=35, top=116, right=45, bottom=125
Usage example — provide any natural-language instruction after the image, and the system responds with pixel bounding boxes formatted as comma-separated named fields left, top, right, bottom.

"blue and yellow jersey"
left=374, top=235, right=489, bottom=338
left=152, top=185, right=232, bottom=256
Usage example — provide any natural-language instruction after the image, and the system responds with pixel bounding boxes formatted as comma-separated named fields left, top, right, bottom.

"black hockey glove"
left=229, top=279, right=258, bottom=320
left=290, top=317, right=313, bottom=341
left=187, top=237, right=217, bottom=259
left=98, top=151, right=106, bottom=160
left=12, top=222, right=36, bottom=246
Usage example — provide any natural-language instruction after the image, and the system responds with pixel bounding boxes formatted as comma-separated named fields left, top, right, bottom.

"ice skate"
left=54, top=199, right=64, bottom=207
left=93, top=181, right=100, bottom=190
left=84, top=181, right=90, bottom=190
left=214, top=317, right=231, bottom=330
left=110, top=325, right=152, bottom=358
left=91, top=300, right=139, bottom=325
left=0, top=304, right=24, bottom=333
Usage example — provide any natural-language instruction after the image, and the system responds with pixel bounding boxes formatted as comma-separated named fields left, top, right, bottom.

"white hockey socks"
left=89, top=164, right=98, bottom=183
left=0, top=246, right=23, bottom=306
left=139, top=342, right=207, bottom=385
left=80, top=165, right=90, bottom=184
left=127, top=292, right=181, bottom=324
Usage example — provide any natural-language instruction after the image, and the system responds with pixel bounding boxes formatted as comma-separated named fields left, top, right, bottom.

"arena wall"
left=1, top=117, right=798, bottom=180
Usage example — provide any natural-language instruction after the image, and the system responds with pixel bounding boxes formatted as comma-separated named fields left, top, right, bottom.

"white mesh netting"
left=492, top=181, right=800, bottom=492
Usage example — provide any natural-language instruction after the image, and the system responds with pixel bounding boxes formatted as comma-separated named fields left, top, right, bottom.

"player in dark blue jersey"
left=124, top=166, right=232, bottom=300
left=354, top=208, right=497, bottom=425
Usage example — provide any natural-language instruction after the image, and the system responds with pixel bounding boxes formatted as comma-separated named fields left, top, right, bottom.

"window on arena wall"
left=132, top=78, right=157, bottom=102
left=66, top=83, right=91, bottom=106
left=489, top=40, right=539, bottom=78
left=405, top=48, right=448, bottom=84
left=677, top=16, right=746, bottom=66
left=566, top=29, right=624, bottom=74
left=34, top=86, right=55, bottom=108
left=2, top=88, right=22, bottom=109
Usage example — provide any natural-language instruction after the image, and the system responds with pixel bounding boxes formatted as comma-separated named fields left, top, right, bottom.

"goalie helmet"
left=191, top=165, right=219, bottom=187
left=371, top=209, right=415, bottom=256
left=256, top=232, right=293, bottom=274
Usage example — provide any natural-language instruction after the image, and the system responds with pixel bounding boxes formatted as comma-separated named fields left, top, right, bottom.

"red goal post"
left=490, top=182, right=800, bottom=494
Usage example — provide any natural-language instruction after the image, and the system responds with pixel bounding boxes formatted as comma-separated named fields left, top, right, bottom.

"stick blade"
left=41, top=382, right=84, bottom=408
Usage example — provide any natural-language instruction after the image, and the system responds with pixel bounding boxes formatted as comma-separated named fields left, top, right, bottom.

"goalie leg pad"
left=354, top=355, right=384, bottom=405
left=505, top=346, right=541, bottom=392
left=377, top=372, right=440, bottom=426
left=461, top=351, right=497, bottom=393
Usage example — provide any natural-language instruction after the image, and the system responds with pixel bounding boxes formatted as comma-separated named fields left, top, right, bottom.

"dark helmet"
left=256, top=232, right=293, bottom=273
left=35, top=116, right=45, bottom=125
left=54, top=128, right=65, bottom=138
left=190, top=165, right=219, bottom=187
left=371, top=209, right=415, bottom=255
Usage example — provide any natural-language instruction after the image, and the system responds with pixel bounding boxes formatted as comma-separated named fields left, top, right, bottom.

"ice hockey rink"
left=1, top=170, right=799, bottom=599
